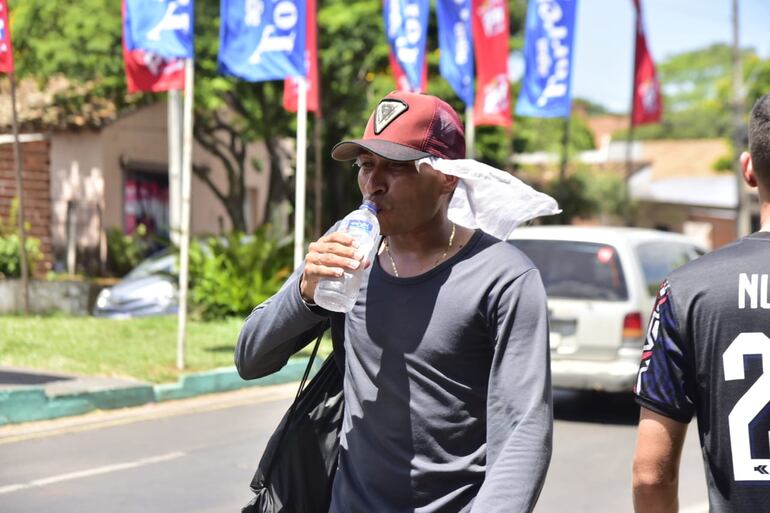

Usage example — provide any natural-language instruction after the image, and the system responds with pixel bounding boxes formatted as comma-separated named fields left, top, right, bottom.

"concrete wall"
left=49, top=131, right=104, bottom=259
left=48, top=101, right=273, bottom=271
left=0, top=279, right=102, bottom=315
left=99, top=101, right=271, bottom=234
left=635, top=202, right=737, bottom=250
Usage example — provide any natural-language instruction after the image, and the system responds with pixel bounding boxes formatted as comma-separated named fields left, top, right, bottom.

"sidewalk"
left=0, top=359, right=319, bottom=427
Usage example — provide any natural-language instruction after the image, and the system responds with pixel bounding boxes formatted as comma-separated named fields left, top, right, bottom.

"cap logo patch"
left=374, top=99, right=408, bottom=134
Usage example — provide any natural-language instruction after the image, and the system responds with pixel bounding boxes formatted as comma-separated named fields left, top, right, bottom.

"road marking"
left=0, top=451, right=185, bottom=495
left=680, top=501, right=709, bottom=513
left=0, top=383, right=297, bottom=445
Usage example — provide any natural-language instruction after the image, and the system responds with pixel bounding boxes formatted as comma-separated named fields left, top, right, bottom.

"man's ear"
left=740, top=151, right=758, bottom=188
left=441, top=173, right=460, bottom=195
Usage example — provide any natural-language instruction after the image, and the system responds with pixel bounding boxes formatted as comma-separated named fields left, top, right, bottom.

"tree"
left=617, top=43, right=770, bottom=141
left=10, top=0, right=149, bottom=125
left=192, top=0, right=295, bottom=231
left=314, top=0, right=562, bottom=223
left=8, top=0, right=563, bottom=235
left=9, top=0, right=289, bottom=233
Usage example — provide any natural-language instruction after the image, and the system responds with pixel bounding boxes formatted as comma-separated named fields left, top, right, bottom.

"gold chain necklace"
left=384, top=223, right=456, bottom=278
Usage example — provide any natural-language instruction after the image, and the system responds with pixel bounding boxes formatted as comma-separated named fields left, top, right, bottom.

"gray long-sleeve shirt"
left=236, top=230, right=552, bottom=513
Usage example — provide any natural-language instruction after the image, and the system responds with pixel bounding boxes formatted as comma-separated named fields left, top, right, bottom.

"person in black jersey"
left=632, top=93, right=770, bottom=513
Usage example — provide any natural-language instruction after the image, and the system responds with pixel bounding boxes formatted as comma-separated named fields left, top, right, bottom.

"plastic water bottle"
left=313, top=200, right=380, bottom=312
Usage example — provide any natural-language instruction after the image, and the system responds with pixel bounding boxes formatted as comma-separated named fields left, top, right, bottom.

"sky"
left=570, top=0, right=770, bottom=113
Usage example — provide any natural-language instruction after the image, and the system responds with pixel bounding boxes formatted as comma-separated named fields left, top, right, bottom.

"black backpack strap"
left=262, top=328, right=325, bottom=482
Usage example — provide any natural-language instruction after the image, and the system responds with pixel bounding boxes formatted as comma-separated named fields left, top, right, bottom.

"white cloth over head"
left=416, top=157, right=561, bottom=240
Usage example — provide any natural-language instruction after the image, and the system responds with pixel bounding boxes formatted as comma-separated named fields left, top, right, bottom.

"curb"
left=0, top=356, right=323, bottom=427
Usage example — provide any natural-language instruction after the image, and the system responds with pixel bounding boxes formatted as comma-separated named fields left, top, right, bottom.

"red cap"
left=331, top=91, right=466, bottom=162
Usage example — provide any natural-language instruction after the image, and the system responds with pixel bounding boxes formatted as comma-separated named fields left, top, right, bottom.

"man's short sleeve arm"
left=235, top=266, right=330, bottom=380
left=470, top=268, right=553, bottom=513
left=634, top=281, right=695, bottom=424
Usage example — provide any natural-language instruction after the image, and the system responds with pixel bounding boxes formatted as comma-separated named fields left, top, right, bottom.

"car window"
left=125, top=251, right=175, bottom=280
left=512, top=240, right=629, bottom=301
left=635, top=241, right=702, bottom=296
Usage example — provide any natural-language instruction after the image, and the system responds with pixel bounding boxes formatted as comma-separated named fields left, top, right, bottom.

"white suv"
left=510, top=226, right=705, bottom=392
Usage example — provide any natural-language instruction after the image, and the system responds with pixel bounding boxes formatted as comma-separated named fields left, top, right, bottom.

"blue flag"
left=384, top=0, right=429, bottom=91
left=437, top=0, right=474, bottom=105
left=515, top=0, right=578, bottom=118
left=125, top=0, right=195, bottom=59
left=218, top=0, right=306, bottom=82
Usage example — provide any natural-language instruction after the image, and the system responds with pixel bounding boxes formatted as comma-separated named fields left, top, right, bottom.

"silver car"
left=93, top=251, right=177, bottom=319
left=510, top=226, right=705, bottom=392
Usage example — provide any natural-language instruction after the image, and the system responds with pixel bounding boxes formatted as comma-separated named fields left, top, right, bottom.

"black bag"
left=241, top=333, right=344, bottom=513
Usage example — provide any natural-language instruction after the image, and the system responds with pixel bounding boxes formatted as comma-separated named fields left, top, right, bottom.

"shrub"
left=106, top=225, right=168, bottom=277
left=188, top=225, right=293, bottom=320
left=0, top=200, right=43, bottom=278
left=543, top=167, right=628, bottom=224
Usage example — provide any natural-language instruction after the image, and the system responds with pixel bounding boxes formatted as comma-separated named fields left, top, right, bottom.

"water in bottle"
left=313, top=200, right=380, bottom=312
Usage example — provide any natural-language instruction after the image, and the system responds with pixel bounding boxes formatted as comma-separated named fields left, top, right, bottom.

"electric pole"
left=733, top=0, right=751, bottom=238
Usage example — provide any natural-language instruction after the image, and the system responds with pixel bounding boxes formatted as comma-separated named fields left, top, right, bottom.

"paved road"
left=0, top=386, right=708, bottom=513
left=538, top=389, right=708, bottom=513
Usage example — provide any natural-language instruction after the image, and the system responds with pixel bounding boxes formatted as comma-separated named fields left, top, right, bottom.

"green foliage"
left=542, top=168, right=627, bottom=224
left=620, top=43, right=734, bottom=140
left=513, top=116, right=596, bottom=154
left=0, top=233, right=42, bottom=279
left=9, top=0, right=547, bottom=230
left=9, top=0, right=152, bottom=125
left=188, top=226, right=293, bottom=320
left=0, top=201, right=42, bottom=278
left=712, top=154, right=735, bottom=173
left=617, top=43, right=770, bottom=142
left=106, top=226, right=168, bottom=277
left=575, top=167, right=627, bottom=219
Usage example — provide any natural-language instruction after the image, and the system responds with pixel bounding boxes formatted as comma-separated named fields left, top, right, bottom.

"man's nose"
left=363, top=166, right=388, bottom=196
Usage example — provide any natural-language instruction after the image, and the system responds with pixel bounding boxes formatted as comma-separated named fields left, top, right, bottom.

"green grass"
left=0, top=315, right=333, bottom=384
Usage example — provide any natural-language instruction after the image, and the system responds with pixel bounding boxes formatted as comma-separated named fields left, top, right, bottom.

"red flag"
left=122, top=0, right=184, bottom=93
left=0, top=0, right=14, bottom=74
left=631, top=0, right=662, bottom=125
left=284, top=0, right=320, bottom=114
left=472, top=0, right=510, bottom=127
left=388, top=50, right=428, bottom=93
left=389, top=51, right=411, bottom=92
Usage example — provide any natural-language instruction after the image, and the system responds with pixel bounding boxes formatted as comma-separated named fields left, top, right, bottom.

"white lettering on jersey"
left=738, top=273, right=770, bottom=309
left=723, top=332, right=770, bottom=481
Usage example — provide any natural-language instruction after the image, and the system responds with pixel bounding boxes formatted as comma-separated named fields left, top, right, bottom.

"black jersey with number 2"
left=635, top=231, right=770, bottom=513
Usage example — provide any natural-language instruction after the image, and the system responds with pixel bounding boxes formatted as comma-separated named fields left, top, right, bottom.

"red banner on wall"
left=631, top=0, right=662, bottom=125
left=472, top=0, right=510, bottom=127
left=0, top=0, right=14, bottom=74
left=122, top=0, right=184, bottom=93
left=283, top=0, right=320, bottom=114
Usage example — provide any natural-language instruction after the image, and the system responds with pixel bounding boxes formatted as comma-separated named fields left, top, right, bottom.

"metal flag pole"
left=313, top=112, right=323, bottom=239
left=293, top=77, right=308, bottom=269
left=10, top=71, right=29, bottom=314
left=168, top=89, right=183, bottom=246
left=559, top=114, right=571, bottom=182
left=176, top=58, right=195, bottom=370
left=624, top=5, right=640, bottom=227
left=465, top=106, right=475, bottom=159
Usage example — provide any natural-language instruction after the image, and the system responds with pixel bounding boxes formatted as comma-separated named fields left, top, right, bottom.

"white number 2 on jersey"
left=723, top=332, right=770, bottom=481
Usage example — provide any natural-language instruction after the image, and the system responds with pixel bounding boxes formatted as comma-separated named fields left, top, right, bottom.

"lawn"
left=0, top=315, right=332, bottom=384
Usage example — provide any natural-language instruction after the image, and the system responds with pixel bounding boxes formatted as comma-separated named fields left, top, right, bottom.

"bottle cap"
left=360, top=200, right=378, bottom=214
